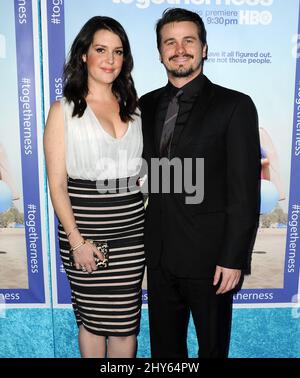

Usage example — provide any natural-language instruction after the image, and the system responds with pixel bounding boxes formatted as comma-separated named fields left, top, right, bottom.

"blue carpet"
left=1, top=307, right=300, bottom=357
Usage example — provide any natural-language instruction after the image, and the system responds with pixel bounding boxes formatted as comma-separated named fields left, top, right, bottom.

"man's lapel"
left=153, top=90, right=166, bottom=155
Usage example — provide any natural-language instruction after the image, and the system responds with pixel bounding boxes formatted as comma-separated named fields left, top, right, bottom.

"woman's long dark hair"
left=63, top=16, right=138, bottom=122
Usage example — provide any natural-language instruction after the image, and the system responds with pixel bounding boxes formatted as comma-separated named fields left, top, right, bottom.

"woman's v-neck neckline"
left=86, top=103, right=131, bottom=141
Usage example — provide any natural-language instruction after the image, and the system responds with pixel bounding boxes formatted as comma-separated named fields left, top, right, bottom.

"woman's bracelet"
left=66, top=225, right=78, bottom=238
left=70, top=239, right=85, bottom=253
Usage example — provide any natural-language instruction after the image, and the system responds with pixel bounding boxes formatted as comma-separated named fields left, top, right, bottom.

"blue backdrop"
left=0, top=0, right=300, bottom=358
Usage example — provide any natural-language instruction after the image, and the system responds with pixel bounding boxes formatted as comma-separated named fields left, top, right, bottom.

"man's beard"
left=165, top=56, right=202, bottom=78
left=167, top=65, right=195, bottom=78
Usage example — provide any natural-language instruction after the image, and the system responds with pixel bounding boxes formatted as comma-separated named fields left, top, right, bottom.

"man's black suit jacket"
left=139, top=75, right=261, bottom=279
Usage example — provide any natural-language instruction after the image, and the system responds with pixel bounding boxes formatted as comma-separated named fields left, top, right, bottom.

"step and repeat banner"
left=0, top=0, right=49, bottom=310
left=42, top=0, right=300, bottom=308
left=1, top=0, right=300, bottom=313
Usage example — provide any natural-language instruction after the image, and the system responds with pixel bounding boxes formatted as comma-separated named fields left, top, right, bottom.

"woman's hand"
left=71, top=239, right=104, bottom=273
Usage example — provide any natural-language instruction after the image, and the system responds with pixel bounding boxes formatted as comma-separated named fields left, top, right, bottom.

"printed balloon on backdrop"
left=260, top=179, right=279, bottom=214
left=0, top=180, right=13, bottom=213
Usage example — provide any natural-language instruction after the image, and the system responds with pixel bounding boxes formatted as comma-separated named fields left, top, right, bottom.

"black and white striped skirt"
left=58, top=176, right=145, bottom=337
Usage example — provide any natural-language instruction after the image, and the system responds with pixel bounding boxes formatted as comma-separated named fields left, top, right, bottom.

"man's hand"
left=213, top=265, right=241, bottom=294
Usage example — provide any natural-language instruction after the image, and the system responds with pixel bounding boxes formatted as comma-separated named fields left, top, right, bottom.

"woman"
left=44, top=16, right=145, bottom=358
left=0, top=143, right=19, bottom=201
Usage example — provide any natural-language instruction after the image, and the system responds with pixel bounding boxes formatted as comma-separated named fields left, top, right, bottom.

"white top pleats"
left=61, top=98, right=143, bottom=180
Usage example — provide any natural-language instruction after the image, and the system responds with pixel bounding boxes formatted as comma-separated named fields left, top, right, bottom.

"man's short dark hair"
left=156, top=8, right=207, bottom=51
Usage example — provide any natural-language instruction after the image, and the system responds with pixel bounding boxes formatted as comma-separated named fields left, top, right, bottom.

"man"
left=139, top=8, right=261, bottom=358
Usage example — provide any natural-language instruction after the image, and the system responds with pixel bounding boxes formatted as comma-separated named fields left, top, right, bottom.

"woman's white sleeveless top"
left=61, top=98, right=143, bottom=180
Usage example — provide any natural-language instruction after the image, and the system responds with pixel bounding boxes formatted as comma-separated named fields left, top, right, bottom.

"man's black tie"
left=160, top=89, right=183, bottom=158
